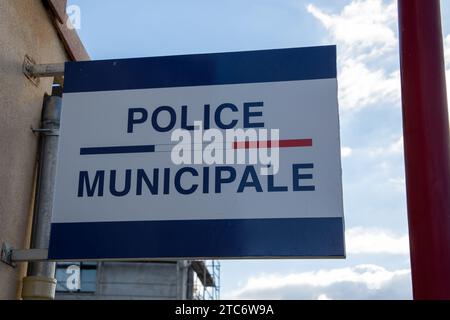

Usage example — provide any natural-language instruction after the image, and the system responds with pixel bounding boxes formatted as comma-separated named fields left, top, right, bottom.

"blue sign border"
left=64, top=46, right=336, bottom=93
left=49, top=218, right=345, bottom=260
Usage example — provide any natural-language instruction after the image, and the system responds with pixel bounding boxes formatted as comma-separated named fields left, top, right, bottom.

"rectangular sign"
left=49, top=46, right=345, bottom=260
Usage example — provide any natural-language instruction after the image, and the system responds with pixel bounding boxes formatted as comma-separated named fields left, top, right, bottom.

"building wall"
left=0, top=0, right=68, bottom=299
left=56, top=262, right=187, bottom=300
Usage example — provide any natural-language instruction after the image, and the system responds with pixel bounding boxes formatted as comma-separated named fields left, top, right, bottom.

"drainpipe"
left=21, top=94, right=62, bottom=300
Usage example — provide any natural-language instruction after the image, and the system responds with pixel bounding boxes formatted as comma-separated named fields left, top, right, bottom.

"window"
left=55, top=262, right=97, bottom=293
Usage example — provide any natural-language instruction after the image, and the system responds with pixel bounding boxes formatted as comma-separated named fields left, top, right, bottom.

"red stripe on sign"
left=232, top=139, right=313, bottom=149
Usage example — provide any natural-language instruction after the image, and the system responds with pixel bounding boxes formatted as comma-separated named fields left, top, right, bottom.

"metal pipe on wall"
left=21, top=95, right=62, bottom=300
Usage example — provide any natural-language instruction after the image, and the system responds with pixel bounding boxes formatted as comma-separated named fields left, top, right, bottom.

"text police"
left=77, top=102, right=315, bottom=198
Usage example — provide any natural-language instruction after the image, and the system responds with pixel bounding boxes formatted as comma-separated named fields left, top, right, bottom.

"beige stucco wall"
left=0, top=0, right=68, bottom=299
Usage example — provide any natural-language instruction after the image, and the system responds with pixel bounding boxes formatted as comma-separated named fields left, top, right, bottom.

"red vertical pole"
left=398, top=0, right=450, bottom=300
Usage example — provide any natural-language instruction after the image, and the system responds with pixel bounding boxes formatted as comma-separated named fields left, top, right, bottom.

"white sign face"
left=49, top=46, right=345, bottom=260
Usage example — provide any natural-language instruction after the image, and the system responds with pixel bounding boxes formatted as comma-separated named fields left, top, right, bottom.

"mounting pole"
left=23, top=61, right=65, bottom=78
left=398, top=0, right=450, bottom=299
left=21, top=95, right=62, bottom=300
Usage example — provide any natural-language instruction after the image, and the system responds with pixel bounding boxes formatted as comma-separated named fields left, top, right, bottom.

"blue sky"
left=67, top=0, right=450, bottom=299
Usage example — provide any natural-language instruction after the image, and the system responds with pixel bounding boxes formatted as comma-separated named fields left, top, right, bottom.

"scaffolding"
left=191, top=260, right=220, bottom=300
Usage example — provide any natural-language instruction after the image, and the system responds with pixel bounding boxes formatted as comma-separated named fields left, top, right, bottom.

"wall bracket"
left=22, top=55, right=40, bottom=86
left=1, top=243, right=16, bottom=267
left=23, top=55, right=65, bottom=82
left=1, top=242, right=49, bottom=267
left=31, top=127, right=60, bottom=136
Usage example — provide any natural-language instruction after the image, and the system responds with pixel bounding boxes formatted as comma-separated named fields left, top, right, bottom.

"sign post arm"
left=23, top=60, right=65, bottom=78
left=398, top=0, right=450, bottom=299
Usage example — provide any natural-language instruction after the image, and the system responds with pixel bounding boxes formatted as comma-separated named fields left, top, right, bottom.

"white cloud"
left=346, top=227, right=409, bottom=255
left=346, top=135, right=406, bottom=193
left=341, top=146, right=353, bottom=158
left=388, top=177, right=406, bottom=191
left=225, top=264, right=411, bottom=300
left=339, top=60, right=400, bottom=111
left=307, top=0, right=397, bottom=57
left=307, top=2, right=449, bottom=112
left=317, top=293, right=332, bottom=300
left=388, top=136, right=404, bottom=154
left=307, top=0, right=401, bottom=112
left=366, top=136, right=403, bottom=157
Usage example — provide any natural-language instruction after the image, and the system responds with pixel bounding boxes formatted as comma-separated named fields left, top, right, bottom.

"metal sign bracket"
left=1, top=242, right=49, bottom=267
left=22, top=55, right=65, bottom=84
left=31, top=127, right=60, bottom=136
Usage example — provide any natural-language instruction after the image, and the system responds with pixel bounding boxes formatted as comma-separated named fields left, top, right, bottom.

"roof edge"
left=44, top=0, right=90, bottom=61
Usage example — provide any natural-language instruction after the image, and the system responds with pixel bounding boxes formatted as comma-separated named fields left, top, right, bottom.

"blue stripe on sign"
left=80, top=145, right=155, bottom=155
left=63, top=46, right=337, bottom=93
left=48, top=218, right=345, bottom=260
